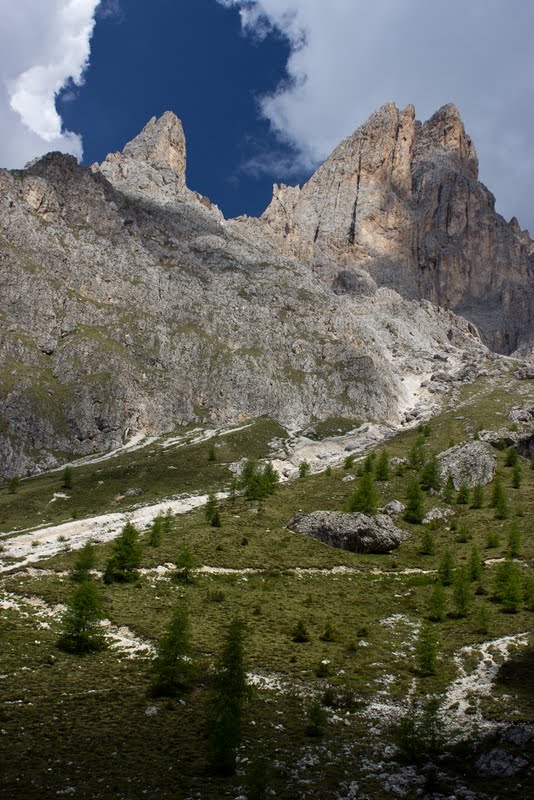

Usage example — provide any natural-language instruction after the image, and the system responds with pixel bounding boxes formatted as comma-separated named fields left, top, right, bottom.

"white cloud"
left=0, top=0, right=101, bottom=168
left=222, top=0, right=534, bottom=231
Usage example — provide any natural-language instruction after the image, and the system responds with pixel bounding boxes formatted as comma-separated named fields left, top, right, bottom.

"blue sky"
left=1, top=1, right=533, bottom=229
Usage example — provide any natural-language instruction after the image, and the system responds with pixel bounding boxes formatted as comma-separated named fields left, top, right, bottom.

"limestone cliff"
left=233, top=102, right=533, bottom=353
left=0, top=106, right=526, bottom=478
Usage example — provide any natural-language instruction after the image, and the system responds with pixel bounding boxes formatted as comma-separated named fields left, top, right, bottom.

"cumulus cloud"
left=0, top=0, right=101, bottom=168
left=221, top=0, right=534, bottom=230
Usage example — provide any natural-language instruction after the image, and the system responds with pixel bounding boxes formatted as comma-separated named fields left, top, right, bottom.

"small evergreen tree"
left=151, top=604, right=195, bottom=696
left=62, top=466, right=73, bottom=490
left=404, top=478, right=425, bottom=524
left=262, top=462, right=279, bottom=495
left=71, top=541, right=96, bottom=583
left=512, top=462, right=522, bottom=489
left=420, top=529, right=436, bottom=556
left=208, top=618, right=248, bottom=775
left=363, top=453, right=376, bottom=474
left=298, top=461, right=310, bottom=478
left=305, top=700, right=327, bottom=737
left=409, top=438, right=426, bottom=470
left=505, top=447, right=518, bottom=467
left=438, top=549, right=455, bottom=586
left=346, top=472, right=377, bottom=515
left=486, top=530, right=500, bottom=549
left=420, top=456, right=441, bottom=492
left=468, top=544, right=483, bottom=582
left=508, top=521, right=521, bottom=558
left=456, top=485, right=470, bottom=505
left=148, top=515, right=164, bottom=547
left=343, top=454, right=355, bottom=470
left=428, top=582, right=447, bottom=622
left=475, top=604, right=491, bottom=635
left=416, top=624, right=438, bottom=675
left=375, top=450, right=391, bottom=481
left=208, top=442, right=216, bottom=462
left=523, top=576, right=534, bottom=611
left=103, top=522, right=142, bottom=584
left=57, top=581, right=105, bottom=654
left=7, top=475, right=20, bottom=494
left=471, top=484, right=484, bottom=509
left=395, top=699, right=443, bottom=764
left=205, top=488, right=219, bottom=526
left=442, top=475, right=455, bottom=504
left=173, top=546, right=196, bottom=584
left=292, top=619, right=310, bottom=643
left=162, top=508, right=174, bottom=534
left=494, top=560, right=523, bottom=613
left=456, top=518, right=471, bottom=543
left=452, top=567, right=472, bottom=617
left=240, top=460, right=279, bottom=500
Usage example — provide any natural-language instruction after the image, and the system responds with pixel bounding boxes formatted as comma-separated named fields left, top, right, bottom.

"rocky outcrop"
left=437, top=441, right=496, bottom=489
left=287, top=511, right=407, bottom=553
left=234, top=102, right=534, bottom=354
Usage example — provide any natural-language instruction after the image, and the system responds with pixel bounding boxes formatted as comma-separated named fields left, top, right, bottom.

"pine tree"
left=208, top=618, right=248, bottom=775
left=151, top=605, right=195, bottom=696
left=363, top=453, right=376, bottom=474
left=468, top=544, right=483, bottom=582
left=486, top=530, right=500, bottom=549
left=475, top=604, right=491, bottom=635
left=205, top=489, right=220, bottom=526
left=456, top=518, right=471, bottom=543
left=505, top=447, right=518, bottom=467
left=57, top=581, right=105, bottom=654
left=442, top=475, right=455, bottom=504
left=173, top=546, right=196, bottom=584
left=420, top=456, right=441, bottom=492
left=148, top=515, right=164, bottom=547
left=491, top=478, right=509, bottom=519
left=7, top=475, right=20, bottom=494
left=512, top=462, right=522, bottom=489
left=346, top=471, right=378, bottom=515
left=508, top=521, right=522, bottom=558
left=428, top=582, right=447, bottom=622
left=208, top=442, right=216, bottom=462
left=404, top=478, right=425, bottom=524
left=452, top=567, right=472, bottom=617
left=344, top=454, right=355, bottom=470
left=409, top=438, right=426, bottom=470
left=292, top=619, right=310, bottom=643
left=420, top=529, right=436, bottom=556
left=103, top=522, right=142, bottom=584
left=416, top=624, right=438, bottom=675
left=71, top=541, right=96, bottom=583
left=62, top=466, right=73, bottom=490
left=262, top=462, right=279, bottom=495
left=456, top=485, right=470, bottom=505
left=298, top=461, right=310, bottom=478
left=471, top=484, right=484, bottom=509
left=375, top=450, right=391, bottom=481
left=438, top=549, right=455, bottom=586
left=162, top=508, right=174, bottom=534
left=305, top=700, right=327, bottom=737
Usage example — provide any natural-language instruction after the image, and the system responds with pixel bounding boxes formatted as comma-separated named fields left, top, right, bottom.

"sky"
left=0, top=0, right=532, bottom=231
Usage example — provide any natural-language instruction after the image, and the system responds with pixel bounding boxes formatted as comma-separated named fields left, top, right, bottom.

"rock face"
left=234, top=102, right=534, bottom=354
left=437, top=441, right=496, bottom=489
left=287, top=511, right=407, bottom=553
left=0, top=104, right=526, bottom=478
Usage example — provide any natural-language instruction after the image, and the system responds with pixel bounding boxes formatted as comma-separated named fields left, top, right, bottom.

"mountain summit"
left=0, top=103, right=532, bottom=477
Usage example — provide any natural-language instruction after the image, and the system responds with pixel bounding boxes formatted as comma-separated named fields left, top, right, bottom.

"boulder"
left=475, top=748, right=528, bottom=778
left=437, top=441, right=496, bottom=489
left=380, top=500, right=405, bottom=518
left=423, top=506, right=455, bottom=525
left=287, top=511, right=407, bottom=554
left=479, top=428, right=534, bottom=458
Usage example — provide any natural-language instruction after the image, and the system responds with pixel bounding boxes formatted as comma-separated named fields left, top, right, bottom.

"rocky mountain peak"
left=414, top=102, right=478, bottom=178
left=94, top=111, right=187, bottom=201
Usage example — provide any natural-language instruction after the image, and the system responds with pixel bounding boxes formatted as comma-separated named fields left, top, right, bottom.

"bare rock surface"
left=475, top=748, right=528, bottom=778
left=287, top=511, right=407, bottom=553
left=437, top=441, right=496, bottom=489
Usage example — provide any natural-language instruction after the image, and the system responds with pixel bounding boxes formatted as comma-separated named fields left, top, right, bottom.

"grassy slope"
left=1, top=372, right=533, bottom=799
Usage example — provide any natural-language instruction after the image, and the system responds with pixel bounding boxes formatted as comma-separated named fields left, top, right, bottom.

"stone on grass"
left=287, top=511, right=407, bottom=554
left=437, top=441, right=495, bottom=490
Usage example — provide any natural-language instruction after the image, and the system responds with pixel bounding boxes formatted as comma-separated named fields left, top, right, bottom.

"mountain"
left=0, top=104, right=530, bottom=479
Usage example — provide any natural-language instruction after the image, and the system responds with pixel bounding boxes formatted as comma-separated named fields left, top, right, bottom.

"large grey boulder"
left=475, top=748, right=528, bottom=778
left=437, top=441, right=496, bottom=489
left=287, top=511, right=407, bottom=553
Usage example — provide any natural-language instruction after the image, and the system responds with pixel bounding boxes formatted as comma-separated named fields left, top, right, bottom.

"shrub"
left=319, top=623, right=336, bottom=642
left=486, top=530, right=500, bottom=549
left=71, top=542, right=96, bottom=583
left=239, top=460, right=280, bottom=500
left=512, top=463, right=522, bottom=489
left=7, top=476, right=20, bottom=494
left=420, top=529, right=436, bottom=556
left=305, top=701, right=327, bottom=737
left=438, top=549, right=455, bottom=586
left=207, top=443, right=216, bottom=462
left=173, top=547, right=196, bottom=584
left=394, top=699, right=443, bottom=764
left=292, top=620, right=310, bottom=643
left=343, top=454, right=355, bottom=470
left=508, top=521, right=522, bottom=558
left=474, top=604, right=491, bottom=635
left=494, top=560, right=523, bottom=613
